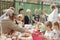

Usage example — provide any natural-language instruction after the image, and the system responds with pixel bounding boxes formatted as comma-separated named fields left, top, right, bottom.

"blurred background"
left=0, top=0, right=60, bottom=16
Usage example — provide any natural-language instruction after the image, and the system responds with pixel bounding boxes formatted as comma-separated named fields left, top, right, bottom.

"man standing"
left=1, top=8, right=25, bottom=35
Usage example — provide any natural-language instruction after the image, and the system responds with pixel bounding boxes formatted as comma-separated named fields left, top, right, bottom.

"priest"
left=48, top=4, right=58, bottom=23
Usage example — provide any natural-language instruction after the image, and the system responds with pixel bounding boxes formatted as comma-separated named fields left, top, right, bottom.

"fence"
left=0, top=0, right=60, bottom=16
left=0, top=0, right=15, bottom=16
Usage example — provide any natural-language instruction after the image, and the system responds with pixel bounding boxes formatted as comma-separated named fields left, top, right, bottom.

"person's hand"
left=22, top=33, right=30, bottom=37
left=24, top=28, right=31, bottom=33
left=24, top=28, right=28, bottom=32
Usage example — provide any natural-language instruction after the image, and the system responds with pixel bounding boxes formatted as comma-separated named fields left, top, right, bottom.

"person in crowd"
left=38, top=18, right=45, bottom=33
left=57, top=14, right=60, bottom=30
left=19, top=8, right=24, bottom=14
left=32, top=9, right=40, bottom=24
left=33, top=17, right=44, bottom=31
left=48, top=4, right=58, bottom=23
left=42, top=9, right=48, bottom=23
left=1, top=9, right=26, bottom=35
left=24, top=9, right=31, bottom=24
left=33, top=22, right=40, bottom=30
left=44, top=21, right=53, bottom=40
left=57, top=14, right=60, bottom=23
left=52, top=22, right=60, bottom=40
left=18, top=8, right=24, bottom=20
left=32, top=21, right=45, bottom=40
left=0, top=7, right=15, bottom=20
left=16, top=14, right=24, bottom=28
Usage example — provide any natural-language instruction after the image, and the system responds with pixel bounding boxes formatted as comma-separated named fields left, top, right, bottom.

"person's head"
left=26, top=9, right=31, bottom=16
left=6, top=7, right=15, bottom=16
left=19, top=8, right=24, bottom=14
left=50, top=4, right=56, bottom=11
left=9, top=7, right=15, bottom=10
left=42, top=9, right=46, bottom=15
left=17, top=14, right=23, bottom=21
left=44, top=21, right=52, bottom=31
left=53, top=22, right=59, bottom=30
left=6, top=7, right=16, bottom=20
left=34, top=9, right=39, bottom=14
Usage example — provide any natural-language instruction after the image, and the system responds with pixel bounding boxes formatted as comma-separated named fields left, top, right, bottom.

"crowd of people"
left=0, top=4, right=60, bottom=40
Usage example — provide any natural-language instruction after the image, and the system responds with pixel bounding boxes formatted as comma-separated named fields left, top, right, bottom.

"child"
left=44, top=21, right=53, bottom=40
left=52, top=22, right=60, bottom=40
left=16, top=15, right=24, bottom=28
left=32, top=21, right=45, bottom=40
left=33, top=18, right=45, bottom=31
left=39, top=18, right=45, bottom=33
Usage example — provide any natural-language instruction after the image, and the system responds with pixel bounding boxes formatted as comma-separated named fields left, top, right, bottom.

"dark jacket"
left=24, top=15, right=31, bottom=24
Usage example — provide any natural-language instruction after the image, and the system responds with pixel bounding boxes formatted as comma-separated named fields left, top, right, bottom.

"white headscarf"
left=0, top=9, right=14, bottom=20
